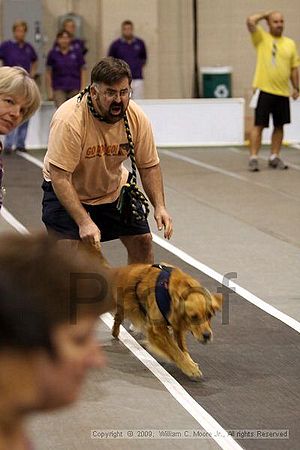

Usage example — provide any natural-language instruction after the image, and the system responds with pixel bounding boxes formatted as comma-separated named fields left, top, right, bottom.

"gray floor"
left=156, top=146, right=300, bottom=321
left=27, top=322, right=219, bottom=450
left=1, top=145, right=299, bottom=450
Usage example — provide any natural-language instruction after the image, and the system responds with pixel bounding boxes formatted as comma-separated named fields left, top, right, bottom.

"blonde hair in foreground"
left=0, top=66, right=41, bottom=122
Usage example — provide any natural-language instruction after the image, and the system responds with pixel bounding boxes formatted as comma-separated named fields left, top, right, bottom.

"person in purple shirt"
left=62, top=17, right=88, bottom=57
left=46, top=30, right=86, bottom=108
left=0, top=20, right=38, bottom=153
left=108, top=20, right=147, bottom=98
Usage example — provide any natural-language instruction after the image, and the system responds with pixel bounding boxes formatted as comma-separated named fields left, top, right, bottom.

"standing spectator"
left=0, top=66, right=41, bottom=209
left=108, top=20, right=147, bottom=99
left=62, top=17, right=88, bottom=57
left=246, top=11, right=300, bottom=172
left=42, top=57, right=172, bottom=264
left=0, top=20, right=38, bottom=153
left=46, top=30, right=86, bottom=108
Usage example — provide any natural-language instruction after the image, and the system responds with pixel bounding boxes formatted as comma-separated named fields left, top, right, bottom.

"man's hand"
left=78, top=216, right=101, bottom=246
left=263, top=10, right=274, bottom=21
left=246, top=11, right=274, bottom=32
left=292, top=88, right=299, bottom=100
left=49, top=164, right=101, bottom=248
left=154, top=206, right=173, bottom=240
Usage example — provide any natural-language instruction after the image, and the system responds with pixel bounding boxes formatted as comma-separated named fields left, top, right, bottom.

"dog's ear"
left=170, top=290, right=186, bottom=318
left=211, top=293, right=223, bottom=314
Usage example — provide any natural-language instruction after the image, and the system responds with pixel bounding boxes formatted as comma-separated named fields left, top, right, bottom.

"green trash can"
left=201, top=66, right=232, bottom=98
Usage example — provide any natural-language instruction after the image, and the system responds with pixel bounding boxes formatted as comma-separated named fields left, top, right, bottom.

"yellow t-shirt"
left=251, top=25, right=300, bottom=97
left=43, top=96, right=159, bottom=205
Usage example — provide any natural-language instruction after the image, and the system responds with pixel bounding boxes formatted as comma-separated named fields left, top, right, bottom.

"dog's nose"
left=202, top=332, right=211, bottom=342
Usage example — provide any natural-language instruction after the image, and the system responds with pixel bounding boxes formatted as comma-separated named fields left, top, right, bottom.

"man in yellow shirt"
left=247, top=11, right=300, bottom=171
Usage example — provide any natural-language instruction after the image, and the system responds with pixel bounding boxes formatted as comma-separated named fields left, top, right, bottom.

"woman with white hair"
left=0, top=66, right=41, bottom=208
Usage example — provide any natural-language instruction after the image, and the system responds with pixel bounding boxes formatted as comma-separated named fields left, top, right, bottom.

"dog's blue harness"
left=152, top=264, right=173, bottom=325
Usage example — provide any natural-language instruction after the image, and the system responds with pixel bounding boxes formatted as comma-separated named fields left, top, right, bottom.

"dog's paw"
left=140, top=339, right=149, bottom=348
left=183, top=361, right=202, bottom=379
left=129, top=323, right=140, bottom=333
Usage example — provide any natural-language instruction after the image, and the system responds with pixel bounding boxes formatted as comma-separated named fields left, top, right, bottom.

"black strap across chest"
left=77, top=85, right=149, bottom=224
left=152, top=264, right=173, bottom=325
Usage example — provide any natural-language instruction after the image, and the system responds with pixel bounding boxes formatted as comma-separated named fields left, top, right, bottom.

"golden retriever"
left=111, top=263, right=222, bottom=379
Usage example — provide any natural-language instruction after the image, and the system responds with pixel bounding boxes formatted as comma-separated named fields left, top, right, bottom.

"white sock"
left=270, top=154, right=278, bottom=161
left=250, top=155, right=258, bottom=160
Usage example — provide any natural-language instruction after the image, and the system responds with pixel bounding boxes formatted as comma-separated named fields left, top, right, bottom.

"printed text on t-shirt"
left=85, top=143, right=129, bottom=158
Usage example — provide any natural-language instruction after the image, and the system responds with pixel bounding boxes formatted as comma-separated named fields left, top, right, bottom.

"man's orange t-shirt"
left=43, top=96, right=159, bottom=205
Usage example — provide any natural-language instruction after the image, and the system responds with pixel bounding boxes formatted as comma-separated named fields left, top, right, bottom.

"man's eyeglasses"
left=96, top=87, right=132, bottom=100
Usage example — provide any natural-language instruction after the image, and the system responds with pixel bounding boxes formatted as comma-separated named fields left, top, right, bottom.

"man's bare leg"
left=270, top=125, right=283, bottom=156
left=249, top=125, right=264, bottom=171
left=269, top=125, right=288, bottom=169
left=120, top=233, right=154, bottom=264
left=250, top=125, right=264, bottom=156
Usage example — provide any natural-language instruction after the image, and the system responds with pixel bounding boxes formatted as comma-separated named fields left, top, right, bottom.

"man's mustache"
left=111, top=102, right=123, bottom=108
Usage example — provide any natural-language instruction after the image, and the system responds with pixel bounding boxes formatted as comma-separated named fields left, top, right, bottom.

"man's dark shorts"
left=42, top=181, right=150, bottom=241
left=255, top=90, right=290, bottom=127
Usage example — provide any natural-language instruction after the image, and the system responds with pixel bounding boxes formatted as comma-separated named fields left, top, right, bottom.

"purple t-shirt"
left=52, top=38, right=88, bottom=57
left=71, top=38, right=88, bottom=56
left=0, top=141, right=3, bottom=209
left=0, top=40, right=37, bottom=72
left=46, top=47, right=85, bottom=91
left=108, top=37, right=147, bottom=79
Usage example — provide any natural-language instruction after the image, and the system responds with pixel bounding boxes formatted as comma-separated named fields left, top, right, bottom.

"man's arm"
left=49, top=163, right=101, bottom=245
left=30, top=60, right=38, bottom=79
left=140, top=40, right=147, bottom=65
left=107, top=41, right=117, bottom=58
left=80, top=68, right=87, bottom=90
left=0, top=43, right=4, bottom=64
left=246, top=11, right=273, bottom=33
left=45, top=68, right=53, bottom=100
left=290, top=67, right=300, bottom=100
left=139, top=164, right=173, bottom=239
